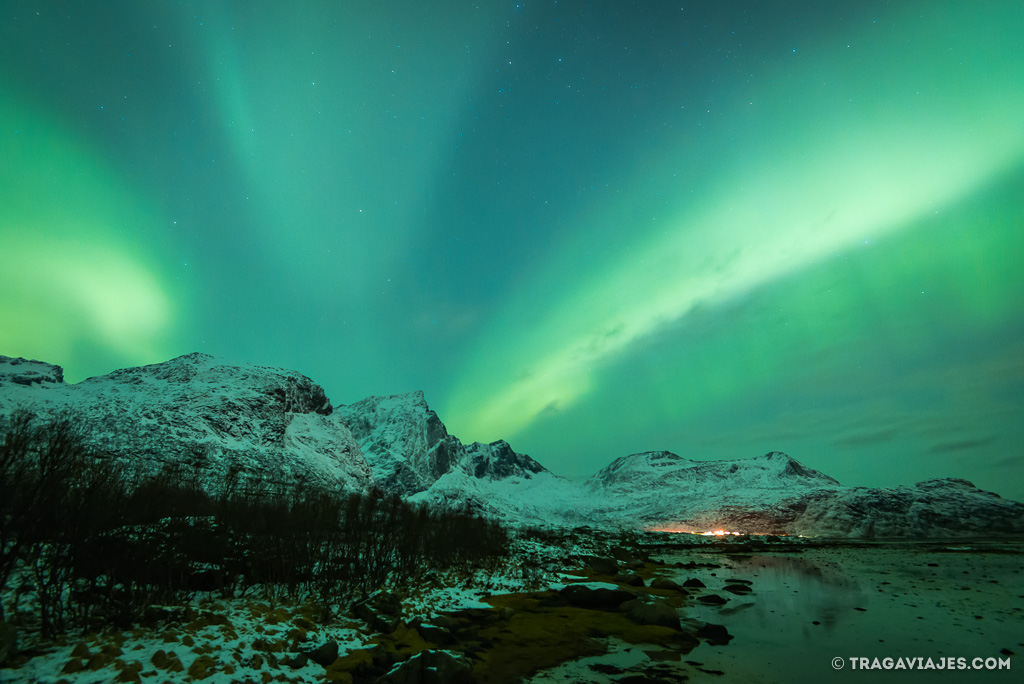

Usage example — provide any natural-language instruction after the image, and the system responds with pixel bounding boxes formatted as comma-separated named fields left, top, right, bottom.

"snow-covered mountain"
left=0, top=353, right=371, bottom=491
left=3, top=353, right=1022, bottom=537
left=333, top=391, right=463, bottom=495
left=791, top=478, right=1024, bottom=538
left=583, top=450, right=843, bottom=532
left=333, top=391, right=571, bottom=524
left=579, top=450, right=1024, bottom=537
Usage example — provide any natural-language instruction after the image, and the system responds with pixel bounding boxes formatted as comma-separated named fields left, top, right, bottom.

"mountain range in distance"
left=2, top=352, right=1021, bottom=538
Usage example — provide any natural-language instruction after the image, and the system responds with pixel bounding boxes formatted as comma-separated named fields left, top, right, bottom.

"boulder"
left=581, top=555, right=619, bottom=575
left=305, top=640, right=339, bottom=667
left=697, top=622, right=734, bottom=645
left=537, top=594, right=569, bottom=608
left=697, top=594, right=728, bottom=606
left=559, top=584, right=635, bottom=610
left=620, top=597, right=681, bottom=631
left=681, top=578, right=706, bottom=588
left=613, top=573, right=646, bottom=587
left=282, top=653, right=308, bottom=669
left=418, top=623, right=455, bottom=645
left=609, top=546, right=639, bottom=563
left=353, top=591, right=404, bottom=633
left=723, top=584, right=752, bottom=595
left=371, top=591, right=404, bottom=617
left=377, top=649, right=474, bottom=684
left=649, top=577, right=685, bottom=593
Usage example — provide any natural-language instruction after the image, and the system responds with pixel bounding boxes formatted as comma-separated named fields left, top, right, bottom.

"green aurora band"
left=1, top=1, right=1022, bottom=497
left=0, top=94, right=182, bottom=370
left=441, top=2, right=1024, bottom=446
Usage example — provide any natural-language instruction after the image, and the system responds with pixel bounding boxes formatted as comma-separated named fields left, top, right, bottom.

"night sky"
left=2, top=1, right=1022, bottom=499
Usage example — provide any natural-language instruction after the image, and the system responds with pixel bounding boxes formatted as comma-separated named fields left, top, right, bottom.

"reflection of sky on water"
left=693, top=553, right=865, bottom=633
left=662, top=548, right=1021, bottom=684
left=529, top=546, right=1020, bottom=683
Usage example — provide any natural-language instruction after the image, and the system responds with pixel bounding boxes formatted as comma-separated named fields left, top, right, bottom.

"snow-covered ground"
left=0, top=529, right=600, bottom=683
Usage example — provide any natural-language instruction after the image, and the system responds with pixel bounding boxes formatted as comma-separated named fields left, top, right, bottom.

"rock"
left=649, top=578, right=685, bottom=592
left=115, top=660, right=143, bottom=683
left=559, top=584, right=635, bottom=610
left=676, top=561, right=721, bottom=570
left=377, top=649, right=474, bottom=684
left=418, top=623, right=455, bottom=645
left=723, top=584, right=752, bottom=595
left=353, top=592, right=403, bottom=633
left=430, top=615, right=460, bottom=630
left=371, top=591, right=404, bottom=617
left=696, top=594, right=728, bottom=606
left=187, top=655, right=217, bottom=680
left=0, top=621, right=17, bottom=666
left=696, top=622, right=734, bottom=645
left=682, top=578, right=706, bottom=588
left=305, top=640, right=339, bottom=667
left=62, top=659, right=85, bottom=674
left=537, top=594, right=569, bottom=608
left=724, top=578, right=752, bottom=585
left=609, top=546, right=638, bottom=563
left=282, top=653, right=308, bottom=669
left=582, top=555, right=619, bottom=575
left=0, top=356, right=64, bottom=386
left=620, top=597, right=682, bottom=630
left=613, top=573, right=646, bottom=587
left=336, top=392, right=548, bottom=498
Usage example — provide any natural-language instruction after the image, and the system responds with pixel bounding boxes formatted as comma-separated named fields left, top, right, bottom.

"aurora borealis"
left=2, top=1, right=1022, bottom=498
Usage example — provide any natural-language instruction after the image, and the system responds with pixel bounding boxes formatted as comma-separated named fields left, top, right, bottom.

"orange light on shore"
left=646, top=525, right=785, bottom=536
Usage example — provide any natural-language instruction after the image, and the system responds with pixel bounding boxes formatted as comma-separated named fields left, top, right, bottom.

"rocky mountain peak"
left=0, top=355, right=64, bottom=387
left=335, top=392, right=545, bottom=495
left=464, top=440, right=548, bottom=480
left=0, top=353, right=366, bottom=490
left=755, top=451, right=842, bottom=485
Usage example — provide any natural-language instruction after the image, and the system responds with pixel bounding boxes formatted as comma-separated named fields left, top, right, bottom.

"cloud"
left=928, top=437, right=996, bottom=454
left=833, top=429, right=898, bottom=448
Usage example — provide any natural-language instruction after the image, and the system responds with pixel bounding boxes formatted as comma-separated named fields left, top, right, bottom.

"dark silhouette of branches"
left=0, top=409, right=508, bottom=637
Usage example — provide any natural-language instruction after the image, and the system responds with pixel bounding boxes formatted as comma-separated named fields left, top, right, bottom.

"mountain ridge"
left=2, top=352, right=1022, bottom=538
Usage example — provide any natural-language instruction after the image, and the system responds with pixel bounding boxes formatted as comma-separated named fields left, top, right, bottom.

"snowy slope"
left=791, top=478, right=1024, bottom=538
left=3, top=353, right=1021, bottom=537
left=583, top=450, right=843, bottom=530
left=335, top=391, right=549, bottom=500
left=333, top=391, right=463, bottom=494
left=589, top=450, right=839, bottom=496
left=0, top=353, right=371, bottom=491
left=580, top=450, right=1024, bottom=537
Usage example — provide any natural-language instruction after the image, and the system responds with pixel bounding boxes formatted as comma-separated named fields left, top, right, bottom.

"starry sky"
left=2, top=1, right=1023, bottom=499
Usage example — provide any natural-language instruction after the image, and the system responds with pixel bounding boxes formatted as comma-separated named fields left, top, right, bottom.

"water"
left=533, top=542, right=1022, bottom=683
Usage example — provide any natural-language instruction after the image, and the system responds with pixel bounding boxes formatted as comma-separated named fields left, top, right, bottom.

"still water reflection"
left=532, top=543, right=1021, bottom=683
